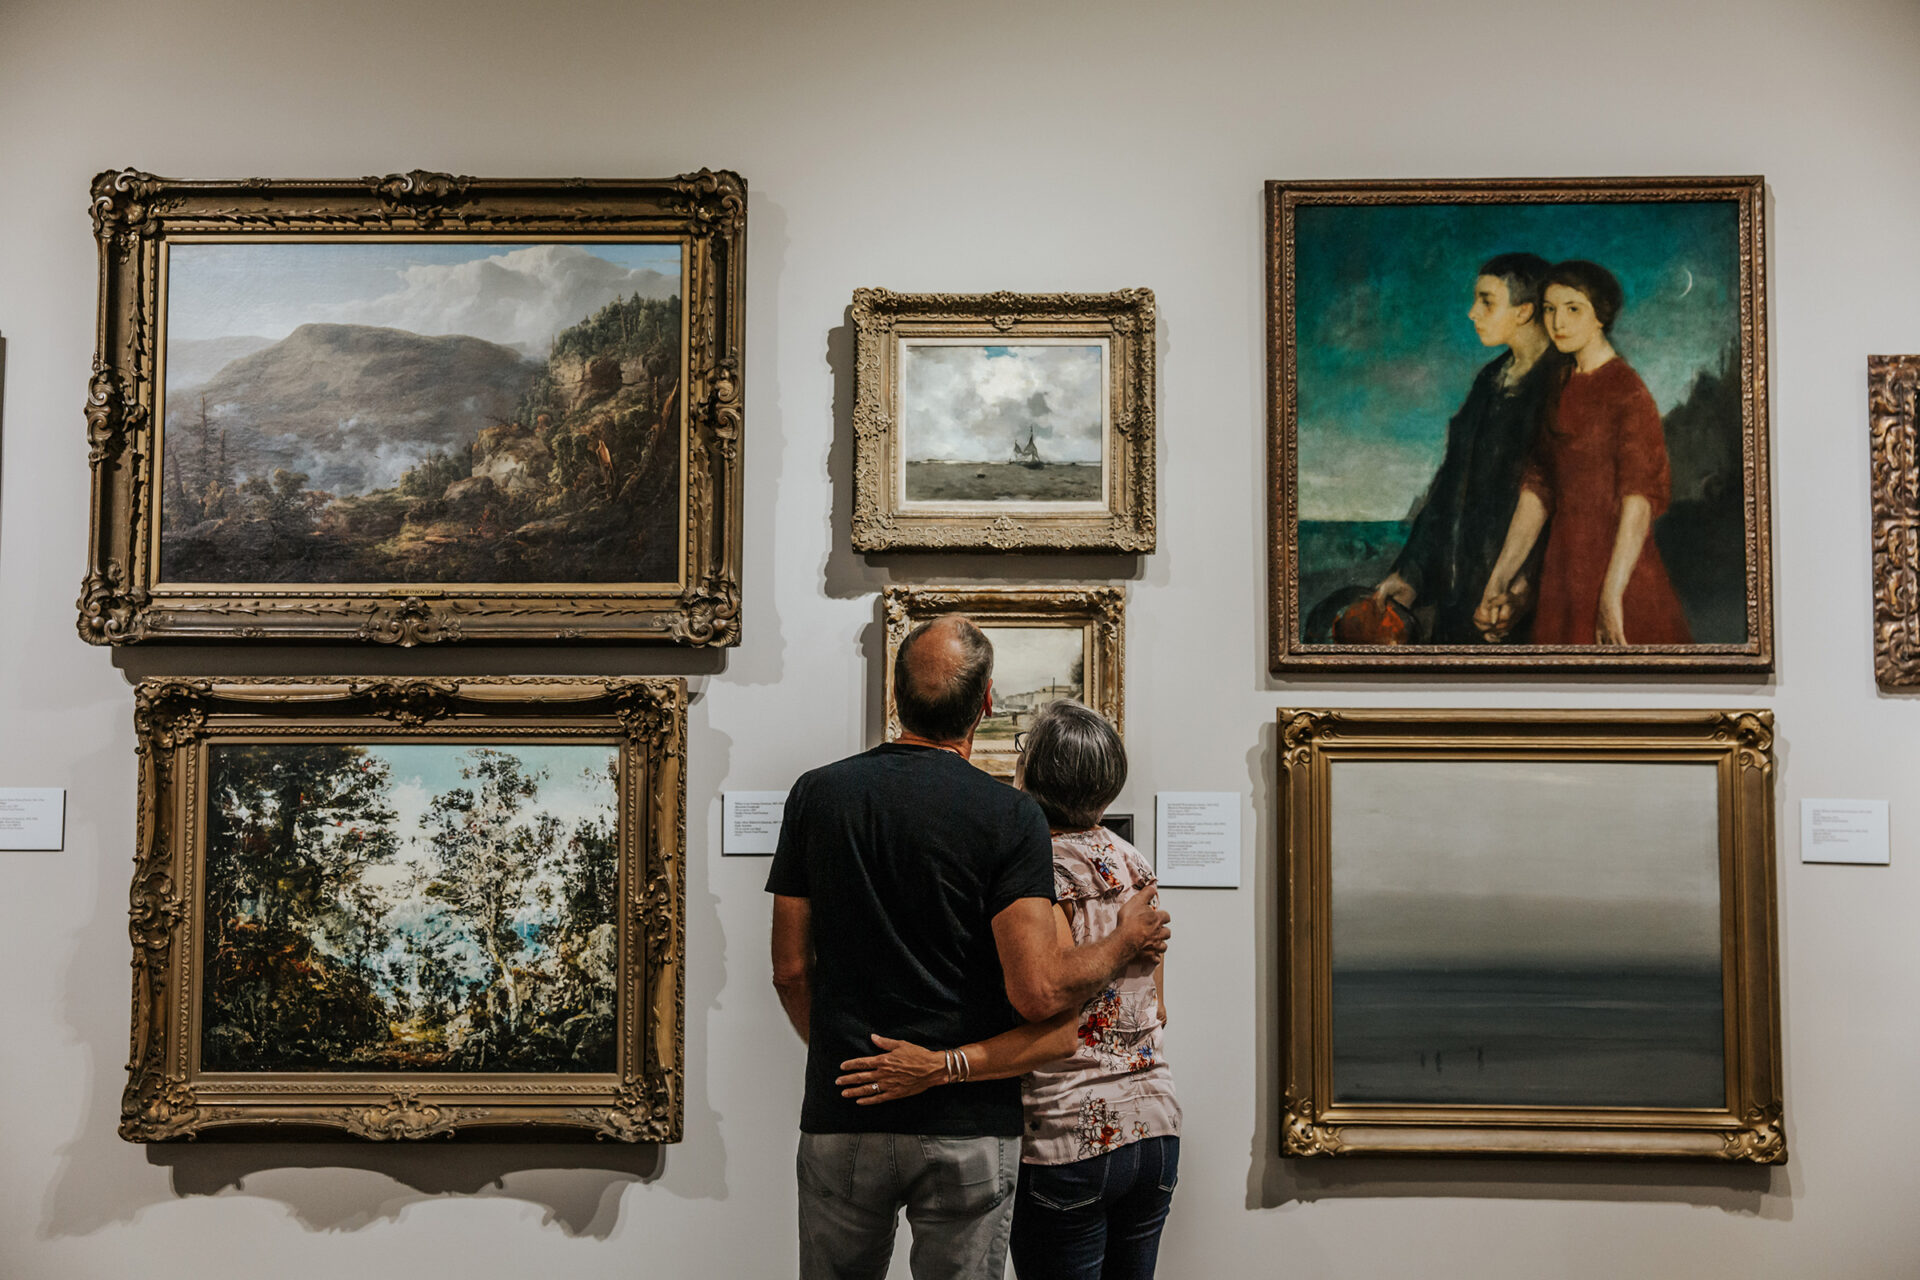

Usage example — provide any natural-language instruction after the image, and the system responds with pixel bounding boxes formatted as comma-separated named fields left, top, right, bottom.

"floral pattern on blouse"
left=1021, top=827, right=1180, bottom=1165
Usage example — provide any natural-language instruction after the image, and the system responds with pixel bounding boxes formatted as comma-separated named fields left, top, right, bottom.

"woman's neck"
left=1572, top=335, right=1617, bottom=374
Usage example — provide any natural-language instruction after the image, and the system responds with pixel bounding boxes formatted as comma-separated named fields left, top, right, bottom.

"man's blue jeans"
left=1007, top=1136, right=1180, bottom=1280
left=796, top=1132, right=1019, bottom=1280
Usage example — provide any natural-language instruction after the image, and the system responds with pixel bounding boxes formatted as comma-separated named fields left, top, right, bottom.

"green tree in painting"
left=201, top=744, right=399, bottom=1070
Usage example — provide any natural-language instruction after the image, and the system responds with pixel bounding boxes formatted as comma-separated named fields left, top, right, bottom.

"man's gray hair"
left=895, top=616, right=994, bottom=741
left=1017, top=701, right=1126, bottom=830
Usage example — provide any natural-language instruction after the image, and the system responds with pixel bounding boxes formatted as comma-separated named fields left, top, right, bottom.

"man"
left=1374, top=252, right=1563, bottom=644
left=767, top=616, right=1170, bottom=1280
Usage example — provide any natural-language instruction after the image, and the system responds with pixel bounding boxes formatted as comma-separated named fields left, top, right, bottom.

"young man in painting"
left=1372, top=252, right=1564, bottom=644
left=767, top=615, right=1170, bottom=1280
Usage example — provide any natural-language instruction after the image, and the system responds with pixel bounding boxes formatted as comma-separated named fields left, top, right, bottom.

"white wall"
left=2, top=1, right=1917, bottom=1275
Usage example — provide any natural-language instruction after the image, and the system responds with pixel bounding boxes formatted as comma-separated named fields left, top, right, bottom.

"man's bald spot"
left=901, top=615, right=983, bottom=696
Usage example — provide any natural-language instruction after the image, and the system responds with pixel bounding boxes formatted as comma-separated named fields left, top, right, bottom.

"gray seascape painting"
left=1329, top=759, right=1726, bottom=1108
left=898, top=341, right=1106, bottom=506
left=976, top=625, right=1085, bottom=749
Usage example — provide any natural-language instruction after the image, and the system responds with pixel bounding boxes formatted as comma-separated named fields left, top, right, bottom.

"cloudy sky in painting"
left=1329, top=759, right=1722, bottom=968
left=1295, top=200, right=1741, bottom=521
left=982, top=625, right=1085, bottom=699
left=900, top=341, right=1106, bottom=463
left=167, top=241, right=680, bottom=356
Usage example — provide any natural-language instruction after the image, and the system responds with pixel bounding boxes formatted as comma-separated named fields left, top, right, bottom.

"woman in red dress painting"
left=1473, top=260, right=1691, bottom=645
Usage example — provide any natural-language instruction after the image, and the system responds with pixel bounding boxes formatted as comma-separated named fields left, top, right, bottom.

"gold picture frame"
left=1870, top=354, right=1920, bottom=686
left=882, top=586, right=1124, bottom=778
left=1278, top=708, right=1784, bottom=1162
left=1267, top=177, right=1772, bottom=673
left=79, top=168, right=745, bottom=645
left=851, top=288, right=1156, bottom=552
left=123, top=677, right=685, bottom=1142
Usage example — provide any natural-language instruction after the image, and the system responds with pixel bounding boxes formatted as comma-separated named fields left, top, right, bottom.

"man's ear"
left=1517, top=302, right=1538, bottom=327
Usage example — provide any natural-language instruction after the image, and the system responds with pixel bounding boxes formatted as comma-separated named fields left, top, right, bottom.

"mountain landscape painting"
left=898, top=340, right=1107, bottom=506
left=158, top=241, right=685, bottom=585
left=200, top=741, right=622, bottom=1074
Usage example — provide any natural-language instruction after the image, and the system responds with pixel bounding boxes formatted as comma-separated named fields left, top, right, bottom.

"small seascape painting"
left=898, top=340, right=1106, bottom=507
left=201, top=741, right=621, bottom=1074
left=977, top=624, right=1088, bottom=749
left=159, top=240, right=684, bottom=586
left=1268, top=178, right=1770, bottom=672
left=1328, top=758, right=1724, bottom=1108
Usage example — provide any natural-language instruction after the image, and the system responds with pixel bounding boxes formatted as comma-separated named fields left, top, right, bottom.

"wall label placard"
left=1153, top=792, right=1240, bottom=888
left=1800, top=799, right=1890, bottom=865
left=723, top=791, right=788, bottom=856
left=0, top=788, right=67, bottom=851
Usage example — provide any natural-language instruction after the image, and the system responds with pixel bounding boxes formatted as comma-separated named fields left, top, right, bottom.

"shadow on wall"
left=38, top=697, right=734, bottom=1242
left=1237, top=718, right=1794, bottom=1218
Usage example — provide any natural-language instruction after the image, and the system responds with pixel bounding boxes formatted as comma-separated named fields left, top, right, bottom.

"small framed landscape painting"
left=1267, top=177, right=1772, bottom=673
left=851, top=289, right=1156, bottom=552
left=80, top=169, right=745, bottom=645
left=1870, top=355, right=1920, bottom=687
left=123, top=677, right=686, bottom=1141
left=1277, top=708, right=1784, bottom=1162
left=882, top=586, right=1124, bottom=778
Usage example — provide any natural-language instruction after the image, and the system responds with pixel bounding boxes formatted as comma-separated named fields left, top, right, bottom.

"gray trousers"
left=796, top=1132, right=1019, bottom=1280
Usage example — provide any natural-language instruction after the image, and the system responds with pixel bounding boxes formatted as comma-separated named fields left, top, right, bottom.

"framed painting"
left=79, top=168, right=745, bottom=645
left=123, top=677, right=686, bottom=1141
left=1267, top=177, right=1772, bottom=673
left=850, top=289, right=1156, bottom=552
left=1870, top=355, right=1920, bottom=686
left=882, top=586, right=1123, bottom=778
left=1277, top=709, right=1784, bottom=1162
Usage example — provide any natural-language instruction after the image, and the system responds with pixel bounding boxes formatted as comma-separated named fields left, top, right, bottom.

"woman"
left=1473, top=259, right=1692, bottom=645
left=834, top=701, right=1179, bottom=1279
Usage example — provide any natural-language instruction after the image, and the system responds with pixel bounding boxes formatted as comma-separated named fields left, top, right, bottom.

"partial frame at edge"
left=1870, top=355, right=1920, bottom=686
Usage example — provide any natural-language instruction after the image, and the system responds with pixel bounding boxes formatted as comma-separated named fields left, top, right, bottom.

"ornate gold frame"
left=124, top=677, right=686, bottom=1142
left=1277, top=709, right=1784, bottom=1162
left=79, top=169, right=745, bottom=645
left=1870, top=355, right=1920, bottom=686
left=882, top=586, right=1124, bottom=778
left=1266, top=177, right=1773, bottom=673
left=851, top=289, right=1156, bottom=552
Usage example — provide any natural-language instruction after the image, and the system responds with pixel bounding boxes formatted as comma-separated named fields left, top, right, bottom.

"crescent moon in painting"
left=1678, top=267, right=1694, bottom=298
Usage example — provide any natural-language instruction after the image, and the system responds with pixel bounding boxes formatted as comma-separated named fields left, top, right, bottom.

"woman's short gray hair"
left=1017, top=701, right=1126, bottom=830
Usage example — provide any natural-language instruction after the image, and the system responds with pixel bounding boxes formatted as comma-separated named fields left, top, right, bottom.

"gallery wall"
left=2, top=0, right=1917, bottom=1274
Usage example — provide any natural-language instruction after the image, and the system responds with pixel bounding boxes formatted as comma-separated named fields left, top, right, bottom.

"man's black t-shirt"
left=765, top=743, right=1055, bottom=1136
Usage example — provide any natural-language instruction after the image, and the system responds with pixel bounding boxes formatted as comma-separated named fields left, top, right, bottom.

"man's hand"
left=1116, top=888, right=1170, bottom=963
left=1373, top=572, right=1416, bottom=609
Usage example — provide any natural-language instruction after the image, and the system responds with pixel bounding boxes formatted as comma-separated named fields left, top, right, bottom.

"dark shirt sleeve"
left=1393, top=366, right=1491, bottom=598
left=1613, top=376, right=1672, bottom=517
left=986, top=796, right=1056, bottom=918
left=763, top=775, right=810, bottom=897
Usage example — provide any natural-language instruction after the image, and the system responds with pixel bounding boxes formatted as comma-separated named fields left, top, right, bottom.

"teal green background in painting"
left=1294, top=200, right=1741, bottom=522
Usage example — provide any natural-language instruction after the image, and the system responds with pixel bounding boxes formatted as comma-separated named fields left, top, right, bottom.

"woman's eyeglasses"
left=1013, top=731, right=1030, bottom=752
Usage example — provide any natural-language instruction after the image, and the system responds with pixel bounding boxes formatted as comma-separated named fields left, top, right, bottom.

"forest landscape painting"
left=200, top=740, right=621, bottom=1074
left=898, top=340, right=1107, bottom=507
left=159, top=240, right=685, bottom=586
left=1327, top=758, right=1725, bottom=1108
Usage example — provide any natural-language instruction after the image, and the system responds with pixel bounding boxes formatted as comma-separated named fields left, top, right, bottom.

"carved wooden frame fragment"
left=1278, top=708, right=1784, bottom=1162
left=882, top=586, right=1124, bottom=778
left=851, top=289, right=1156, bottom=552
left=1870, top=355, right=1920, bottom=686
left=80, top=169, right=744, bottom=645
left=1267, top=176, right=1772, bottom=673
left=124, top=677, right=686, bottom=1142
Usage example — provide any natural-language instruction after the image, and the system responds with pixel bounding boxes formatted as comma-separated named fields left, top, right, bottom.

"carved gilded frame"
left=1267, top=177, right=1772, bottom=673
left=1870, top=355, right=1920, bottom=686
left=124, top=677, right=685, bottom=1142
left=851, top=289, right=1156, bottom=552
left=882, top=586, right=1124, bottom=778
left=1277, top=709, right=1784, bottom=1162
left=80, top=169, right=744, bottom=645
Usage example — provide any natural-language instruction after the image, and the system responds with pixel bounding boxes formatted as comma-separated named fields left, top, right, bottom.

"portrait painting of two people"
left=1268, top=178, right=1772, bottom=672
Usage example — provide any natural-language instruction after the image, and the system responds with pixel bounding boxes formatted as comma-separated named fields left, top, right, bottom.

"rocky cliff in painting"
left=160, top=294, right=682, bottom=585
